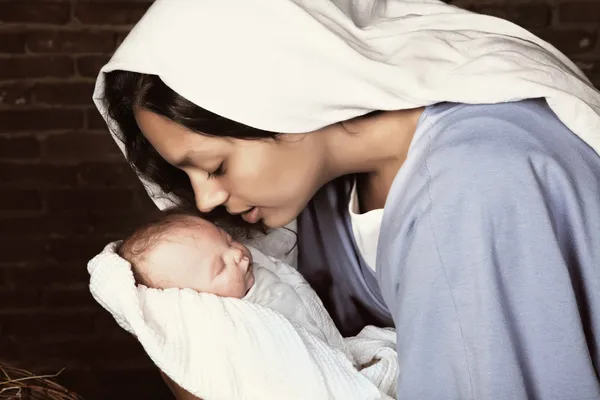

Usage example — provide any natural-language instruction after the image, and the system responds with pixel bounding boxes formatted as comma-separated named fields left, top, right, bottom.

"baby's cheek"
left=233, top=281, right=247, bottom=298
left=215, top=274, right=246, bottom=299
left=235, top=276, right=250, bottom=299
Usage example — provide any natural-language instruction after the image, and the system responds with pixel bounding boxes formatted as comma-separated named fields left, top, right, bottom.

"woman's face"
left=134, top=108, right=331, bottom=228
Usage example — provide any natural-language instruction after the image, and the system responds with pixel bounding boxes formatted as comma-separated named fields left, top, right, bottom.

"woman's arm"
left=160, top=372, right=203, bottom=400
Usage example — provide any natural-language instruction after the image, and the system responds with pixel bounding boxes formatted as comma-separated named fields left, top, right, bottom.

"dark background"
left=1, top=0, right=599, bottom=399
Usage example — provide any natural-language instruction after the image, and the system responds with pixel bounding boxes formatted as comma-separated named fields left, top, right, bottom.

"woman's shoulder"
left=422, top=99, right=599, bottom=181
left=426, top=99, right=563, bottom=154
left=393, top=99, right=600, bottom=216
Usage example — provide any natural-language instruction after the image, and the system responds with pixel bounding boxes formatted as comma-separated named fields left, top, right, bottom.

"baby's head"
left=118, top=211, right=254, bottom=298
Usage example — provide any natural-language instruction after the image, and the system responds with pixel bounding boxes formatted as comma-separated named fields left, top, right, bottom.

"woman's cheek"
left=228, top=164, right=261, bottom=193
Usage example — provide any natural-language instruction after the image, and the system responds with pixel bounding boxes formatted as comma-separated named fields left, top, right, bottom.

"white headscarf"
left=93, top=0, right=600, bottom=209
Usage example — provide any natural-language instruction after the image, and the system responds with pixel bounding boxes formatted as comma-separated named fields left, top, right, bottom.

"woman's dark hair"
left=102, top=70, right=279, bottom=236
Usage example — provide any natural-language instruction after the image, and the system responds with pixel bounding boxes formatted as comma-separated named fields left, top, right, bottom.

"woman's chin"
left=261, top=211, right=297, bottom=230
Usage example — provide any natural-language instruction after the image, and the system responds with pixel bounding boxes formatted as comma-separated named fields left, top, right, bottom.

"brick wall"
left=0, top=1, right=169, bottom=399
left=0, top=1, right=599, bottom=399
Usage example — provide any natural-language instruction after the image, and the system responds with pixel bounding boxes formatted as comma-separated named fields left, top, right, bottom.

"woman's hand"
left=160, top=371, right=203, bottom=400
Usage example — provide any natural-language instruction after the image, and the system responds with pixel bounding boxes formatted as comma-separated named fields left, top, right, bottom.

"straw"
left=0, top=362, right=85, bottom=400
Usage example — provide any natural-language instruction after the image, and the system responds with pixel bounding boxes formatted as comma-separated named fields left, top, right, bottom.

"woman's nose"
left=190, top=174, right=229, bottom=212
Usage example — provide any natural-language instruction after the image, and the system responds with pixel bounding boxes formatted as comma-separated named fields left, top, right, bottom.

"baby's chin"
left=245, top=270, right=255, bottom=295
left=246, top=271, right=254, bottom=293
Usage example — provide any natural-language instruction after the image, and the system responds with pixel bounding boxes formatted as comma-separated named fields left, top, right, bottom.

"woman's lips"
left=242, top=207, right=260, bottom=224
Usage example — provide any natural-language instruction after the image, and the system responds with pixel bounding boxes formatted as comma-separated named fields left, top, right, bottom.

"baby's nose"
left=239, top=255, right=250, bottom=272
left=232, top=248, right=243, bottom=264
left=225, top=247, right=243, bottom=265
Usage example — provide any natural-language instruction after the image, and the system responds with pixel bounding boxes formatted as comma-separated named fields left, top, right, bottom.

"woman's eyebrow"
left=173, top=155, right=191, bottom=168
left=173, top=150, right=202, bottom=168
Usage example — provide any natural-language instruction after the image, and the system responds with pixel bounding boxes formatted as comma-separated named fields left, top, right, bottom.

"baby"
left=118, top=211, right=255, bottom=298
left=117, top=210, right=329, bottom=341
left=111, top=211, right=396, bottom=397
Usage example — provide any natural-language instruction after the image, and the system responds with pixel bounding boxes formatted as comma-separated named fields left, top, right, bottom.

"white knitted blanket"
left=88, top=243, right=397, bottom=400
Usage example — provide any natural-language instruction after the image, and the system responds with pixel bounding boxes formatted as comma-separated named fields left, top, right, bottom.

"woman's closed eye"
left=208, top=161, right=226, bottom=179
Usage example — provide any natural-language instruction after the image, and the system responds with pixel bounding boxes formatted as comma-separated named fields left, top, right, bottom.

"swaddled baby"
left=92, top=210, right=397, bottom=399
left=117, top=211, right=330, bottom=343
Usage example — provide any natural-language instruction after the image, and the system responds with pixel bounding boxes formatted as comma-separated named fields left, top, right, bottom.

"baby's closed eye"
left=215, top=261, right=225, bottom=275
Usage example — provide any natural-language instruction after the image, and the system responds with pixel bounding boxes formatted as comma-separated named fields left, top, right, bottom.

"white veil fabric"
left=93, top=0, right=600, bottom=166
left=92, top=0, right=600, bottom=270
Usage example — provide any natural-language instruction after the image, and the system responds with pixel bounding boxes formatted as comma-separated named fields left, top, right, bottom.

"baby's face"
left=143, top=218, right=254, bottom=298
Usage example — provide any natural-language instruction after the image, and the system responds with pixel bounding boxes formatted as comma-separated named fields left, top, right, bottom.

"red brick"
left=575, top=59, right=596, bottom=75
left=574, top=60, right=600, bottom=88
left=74, top=2, right=152, bottom=25
left=0, top=0, right=70, bottom=24
left=0, top=82, right=33, bottom=106
left=116, top=32, right=129, bottom=47
left=0, top=270, right=9, bottom=287
left=33, top=82, right=96, bottom=106
left=4, top=264, right=89, bottom=287
left=1, top=336, right=150, bottom=368
left=79, top=162, right=139, bottom=187
left=591, top=71, right=600, bottom=90
left=0, top=288, right=41, bottom=309
left=559, top=2, right=600, bottom=24
left=43, top=132, right=121, bottom=162
left=0, top=55, right=74, bottom=79
left=0, top=109, right=84, bottom=133
left=0, top=239, right=47, bottom=263
left=0, top=137, right=40, bottom=159
left=77, top=55, right=110, bottom=78
left=46, top=188, right=134, bottom=212
left=584, top=60, right=599, bottom=88
left=90, top=211, right=153, bottom=237
left=27, top=30, right=116, bottom=54
left=538, top=29, right=598, bottom=55
left=0, top=162, right=78, bottom=187
left=92, top=311, right=128, bottom=335
left=88, top=369, right=171, bottom=397
left=1, top=311, right=95, bottom=337
left=0, top=214, right=94, bottom=237
left=0, top=189, right=42, bottom=211
left=41, top=287, right=97, bottom=309
left=135, top=189, right=160, bottom=212
left=471, top=4, right=552, bottom=30
left=86, top=108, right=109, bottom=130
left=0, top=31, right=27, bottom=53
left=47, top=237, right=113, bottom=263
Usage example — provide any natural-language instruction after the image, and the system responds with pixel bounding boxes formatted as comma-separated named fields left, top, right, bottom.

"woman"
left=95, top=1, right=600, bottom=399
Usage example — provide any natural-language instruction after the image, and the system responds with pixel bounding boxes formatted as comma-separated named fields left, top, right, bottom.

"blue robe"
left=298, top=99, right=600, bottom=399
